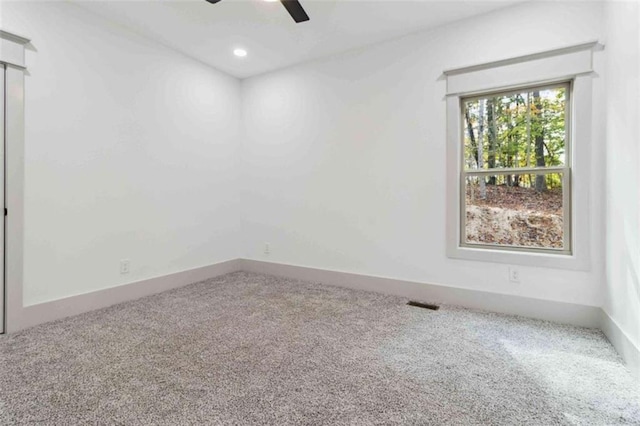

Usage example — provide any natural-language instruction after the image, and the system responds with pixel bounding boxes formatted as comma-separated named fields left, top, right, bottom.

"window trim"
left=444, top=43, right=598, bottom=271
left=458, top=81, right=573, bottom=255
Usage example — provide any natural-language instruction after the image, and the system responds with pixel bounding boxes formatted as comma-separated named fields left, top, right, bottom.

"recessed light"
left=233, top=48, right=247, bottom=58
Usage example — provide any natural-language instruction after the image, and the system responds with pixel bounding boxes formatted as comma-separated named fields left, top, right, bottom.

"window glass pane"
left=464, top=173, right=565, bottom=250
left=463, top=85, right=567, bottom=170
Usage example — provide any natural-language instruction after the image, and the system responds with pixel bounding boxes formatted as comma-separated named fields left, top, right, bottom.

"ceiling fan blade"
left=280, top=0, right=310, bottom=23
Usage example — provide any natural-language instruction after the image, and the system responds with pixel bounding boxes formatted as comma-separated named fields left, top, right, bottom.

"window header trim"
left=443, top=41, right=601, bottom=97
left=443, top=40, right=601, bottom=77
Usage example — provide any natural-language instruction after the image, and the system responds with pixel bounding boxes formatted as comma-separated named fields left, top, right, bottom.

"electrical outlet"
left=264, top=243, right=270, bottom=255
left=120, top=259, right=130, bottom=274
left=508, top=267, right=520, bottom=283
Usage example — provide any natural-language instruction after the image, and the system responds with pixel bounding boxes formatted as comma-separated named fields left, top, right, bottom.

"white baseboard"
left=241, top=259, right=602, bottom=328
left=600, top=310, right=640, bottom=379
left=11, top=259, right=243, bottom=332
left=10, top=257, right=636, bottom=377
left=9, top=258, right=602, bottom=331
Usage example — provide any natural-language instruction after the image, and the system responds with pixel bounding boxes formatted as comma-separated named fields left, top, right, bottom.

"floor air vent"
left=407, top=301, right=440, bottom=310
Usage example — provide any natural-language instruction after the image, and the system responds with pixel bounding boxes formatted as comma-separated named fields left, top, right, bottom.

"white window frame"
left=459, top=81, right=572, bottom=255
left=444, top=42, right=600, bottom=271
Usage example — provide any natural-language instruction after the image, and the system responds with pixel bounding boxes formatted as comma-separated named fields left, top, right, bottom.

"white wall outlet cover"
left=508, top=267, right=520, bottom=283
left=120, top=259, right=130, bottom=274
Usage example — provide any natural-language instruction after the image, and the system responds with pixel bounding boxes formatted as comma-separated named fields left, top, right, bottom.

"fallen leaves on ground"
left=465, top=185, right=563, bottom=249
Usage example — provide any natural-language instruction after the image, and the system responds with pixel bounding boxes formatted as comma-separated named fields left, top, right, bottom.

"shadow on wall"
left=614, top=215, right=640, bottom=347
left=622, top=232, right=640, bottom=319
left=625, top=251, right=640, bottom=309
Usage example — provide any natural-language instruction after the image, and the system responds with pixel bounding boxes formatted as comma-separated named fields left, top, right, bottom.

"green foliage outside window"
left=463, top=85, right=567, bottom=190
left=461, top=83, right=569, bottom=251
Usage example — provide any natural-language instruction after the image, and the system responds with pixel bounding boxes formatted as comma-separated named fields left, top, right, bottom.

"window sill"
left=447, top=245, right=590, bottom=271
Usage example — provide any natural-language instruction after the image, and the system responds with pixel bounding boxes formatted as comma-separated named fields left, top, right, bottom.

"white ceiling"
left=72, top=0, right=524, bottom=79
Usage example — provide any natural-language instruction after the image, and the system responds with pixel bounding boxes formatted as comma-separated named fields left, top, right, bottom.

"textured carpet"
left=0, top=272, right=638, bottom=425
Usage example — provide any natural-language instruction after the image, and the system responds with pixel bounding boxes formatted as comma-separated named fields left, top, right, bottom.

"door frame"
left=1, top=29, right=28, bottom=333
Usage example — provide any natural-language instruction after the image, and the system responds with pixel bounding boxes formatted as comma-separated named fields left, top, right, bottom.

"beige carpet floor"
left=0, top=271, right=638, bottom=425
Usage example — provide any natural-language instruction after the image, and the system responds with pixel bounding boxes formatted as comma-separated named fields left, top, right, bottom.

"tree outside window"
left=461, top=82, right=571, bottom=253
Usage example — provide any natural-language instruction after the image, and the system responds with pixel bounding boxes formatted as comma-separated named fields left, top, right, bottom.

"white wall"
left=0, top=0, right=615, bottom=313
left=604, top=1, right=640, bottom=357
left=241, top=1, right=606, bottom=306
left=2, top=1, right=242, bottom=305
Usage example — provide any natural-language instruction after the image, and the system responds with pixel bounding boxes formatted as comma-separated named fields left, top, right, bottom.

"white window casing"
left=444, top=41, right=602, bottom=270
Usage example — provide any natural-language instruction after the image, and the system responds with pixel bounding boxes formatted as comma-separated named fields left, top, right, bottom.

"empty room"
left=0, top=0, right=639, bottom=424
